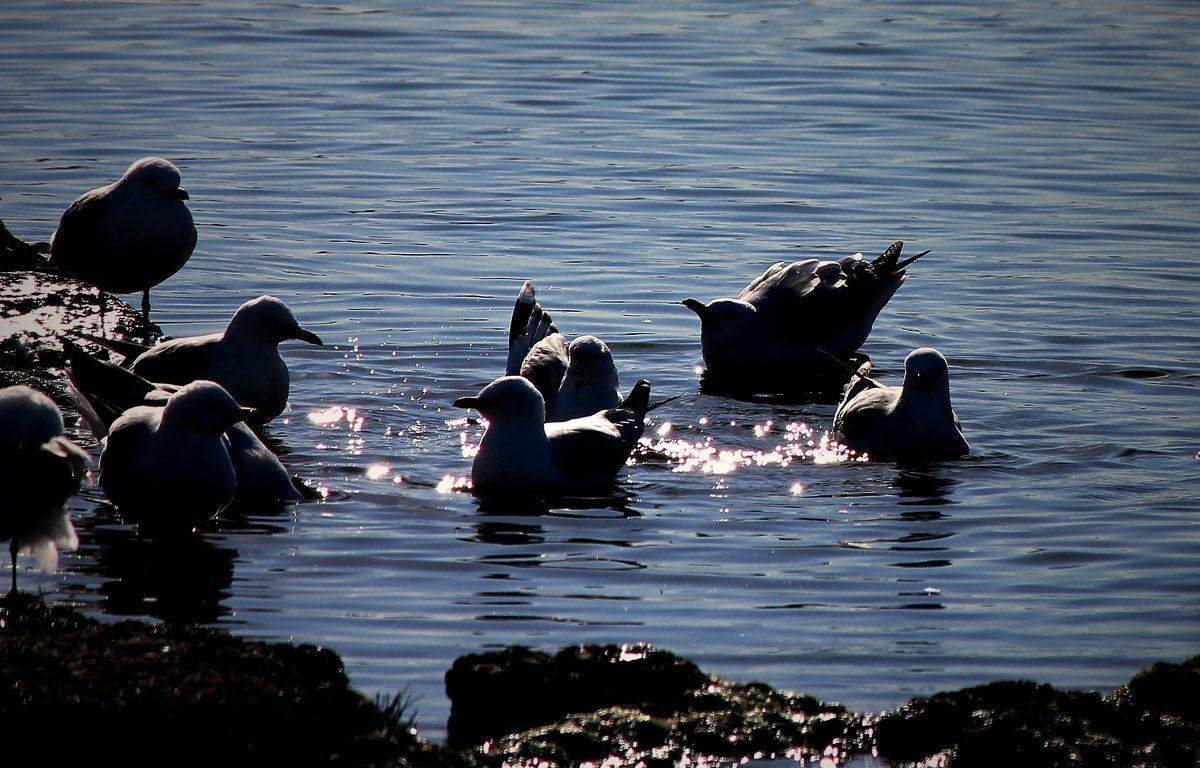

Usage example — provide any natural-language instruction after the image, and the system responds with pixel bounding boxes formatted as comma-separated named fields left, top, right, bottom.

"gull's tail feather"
left=816, top=347, right=884, bottom=393
left=61, top=336, right=164, bottom=437
left=893, top=247, right=931, bottom=272
left=868, top=240, right=931, bottom=276
left=619, top=378, right=652, bottom=418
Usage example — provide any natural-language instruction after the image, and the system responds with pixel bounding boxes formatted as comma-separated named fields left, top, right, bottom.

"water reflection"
left=83, top=505, right=238, bottom=624
left=469, top=520, right=545, bottom=546
left=893, top=467, right=959, bottom=505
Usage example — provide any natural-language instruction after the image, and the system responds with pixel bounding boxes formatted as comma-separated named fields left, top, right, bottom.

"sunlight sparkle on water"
left=436, top=474, right=472, bottom=494
left=365, top=464, right=391, bottom=481
left=638, top=419, right=860, bottom=475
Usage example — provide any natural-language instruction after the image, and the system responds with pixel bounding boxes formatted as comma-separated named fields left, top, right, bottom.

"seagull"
left=0, top=385, right=89, bottom=593
left=98, top=380, right=257, bottom=532
left=505, top=280, right=626, bottom=421
left=831, top=347, right=969, bottom=462
left=453, top=375, right=650, bottom=497
left=62, top=339, right=309, bottom=504
left=682, top=240, right=929, bottom=399
left=48, top=157, right=197, bottom=327
left=124, top=294, right=323, bottom=423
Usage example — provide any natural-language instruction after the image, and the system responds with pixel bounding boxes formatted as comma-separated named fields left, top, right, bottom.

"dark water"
left=1, top=0, right=1197, bottom=751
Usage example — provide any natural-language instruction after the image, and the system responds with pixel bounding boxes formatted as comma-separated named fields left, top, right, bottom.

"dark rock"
left=0, top=215, right=162, bottom=401
left=0, top=591, right=456, bottom=767
left=445, top=642, right=867, bottom=767
left=875, top=656, right=1200, bottom=767
left=0, top=213, right=49, bottom=271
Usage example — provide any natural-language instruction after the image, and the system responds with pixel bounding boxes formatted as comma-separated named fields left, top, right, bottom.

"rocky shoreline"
left=2, top=216, right=1197, bottom=766
left=1, top=592, right=1196, bottom=767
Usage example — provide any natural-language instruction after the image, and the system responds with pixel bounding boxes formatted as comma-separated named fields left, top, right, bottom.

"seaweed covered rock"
left=0, top=592, right=449, bottom=767
left=0, top=215, right=161, bottom=395
left=445, top=643, right=868, bottom=767
left=875, top=656, right=1200, bottom=767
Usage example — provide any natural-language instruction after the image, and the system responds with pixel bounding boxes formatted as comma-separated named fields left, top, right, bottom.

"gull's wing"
left=48, top=187, right=109, bottom=267
left=546, top=405, right=645, bottom=486
left=833, top=386, right=898, bottom=446
left=505, top=280, right=559, bottom=375
left=127, top=332, right=224, bottom=386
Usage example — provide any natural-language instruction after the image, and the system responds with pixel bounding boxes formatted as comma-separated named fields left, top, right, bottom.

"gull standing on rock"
left=505, top=280, right=627, bottom=421
left=127, top=295, right=324, bottom=423
left=99, top=380, right=257, bottom=532
left=832, top=347, right=970, bottom=462
left=49, top=157, right=197, bottom=327
left=0, top=385, right=89, bottom=592
left=454, top=375, right=650, bottom=497
left=682, top=240, right=929, bottom=398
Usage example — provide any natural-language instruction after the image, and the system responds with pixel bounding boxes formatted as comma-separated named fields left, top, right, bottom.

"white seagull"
left=98, top=380, right=256, bottom=532
left=125, top=294, right=323, bottom=423
left=505, top=280, right=626, bottom=421
left=832, top=347, right=970, bottom=462
left=49, top=156, right=197, bottom=324
left=454, top=375, right=650, bottom=497
left=63, top=339, right=308, bottom=504
left=0, top=385, right=89, bottom=592
left=682, top=240, right=929, bottom=398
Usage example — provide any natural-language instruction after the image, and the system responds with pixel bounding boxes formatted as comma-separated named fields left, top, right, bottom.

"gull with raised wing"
left=505, top=280, right=626, bottom=421
left=682, top=240, right=929, bottom=399
left=454, top=375, right=650, bottom=497
left=0, top=385, right=89, bottom=592
left=126, top=294, right=323, bottom=423
left=48, top=156, right=197, bottom=326
left=832, top=347, right=969, bottom=462
left=63, top=339, right=308, bottom=504
left=99, top=380, right=256, bottom=532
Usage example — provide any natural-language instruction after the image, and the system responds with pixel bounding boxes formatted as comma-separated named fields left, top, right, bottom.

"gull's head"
left=0, top=384, right=66, bottom=449
left=902, top=347, right=952, bottom=394
left=122, top=156, right=190, bottom=201
left=565, top=335, right=617, bottom=380
left=682, top=297, right=756, bottom=329
left=226, top=295, right=324, bottom=346
left=683, top=297, right=757, bottom=363
left=453, top=376, right=546, bottom=425
left=161, top=380, right=257, bottom=435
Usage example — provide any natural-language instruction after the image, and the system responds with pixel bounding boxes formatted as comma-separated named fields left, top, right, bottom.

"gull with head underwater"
left=683, top=240, right=929, bottom=400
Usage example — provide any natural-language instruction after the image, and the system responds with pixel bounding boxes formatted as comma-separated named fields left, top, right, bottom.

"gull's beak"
left=453, top=395, right=481, bottom=410
left=239, top=405, right=264, bottom=423
left=292, top=327, right=324, bottom=346
left=170, top=188, right=190, bottom=200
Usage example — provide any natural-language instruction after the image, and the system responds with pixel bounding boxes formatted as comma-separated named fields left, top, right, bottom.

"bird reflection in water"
left=76, top=505, right=238, bottom=625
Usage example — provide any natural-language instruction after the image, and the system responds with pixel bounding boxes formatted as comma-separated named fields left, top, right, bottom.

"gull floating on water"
left=831, top=347, right=969, bottom=462
left=99, top=380, right=257, bottom=532
left=48, top=157, right=197, bottom=325
left=682, top=240, right=929, bottom=399
left=454, top=375, right=650, bottom=497
left=0, top=385, right=88, bottom=592
left=63, top=339, right=308, bottom=504
left=505, top=280, right=627, bottom=421
left=123, top=294, right=323, bottom=423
